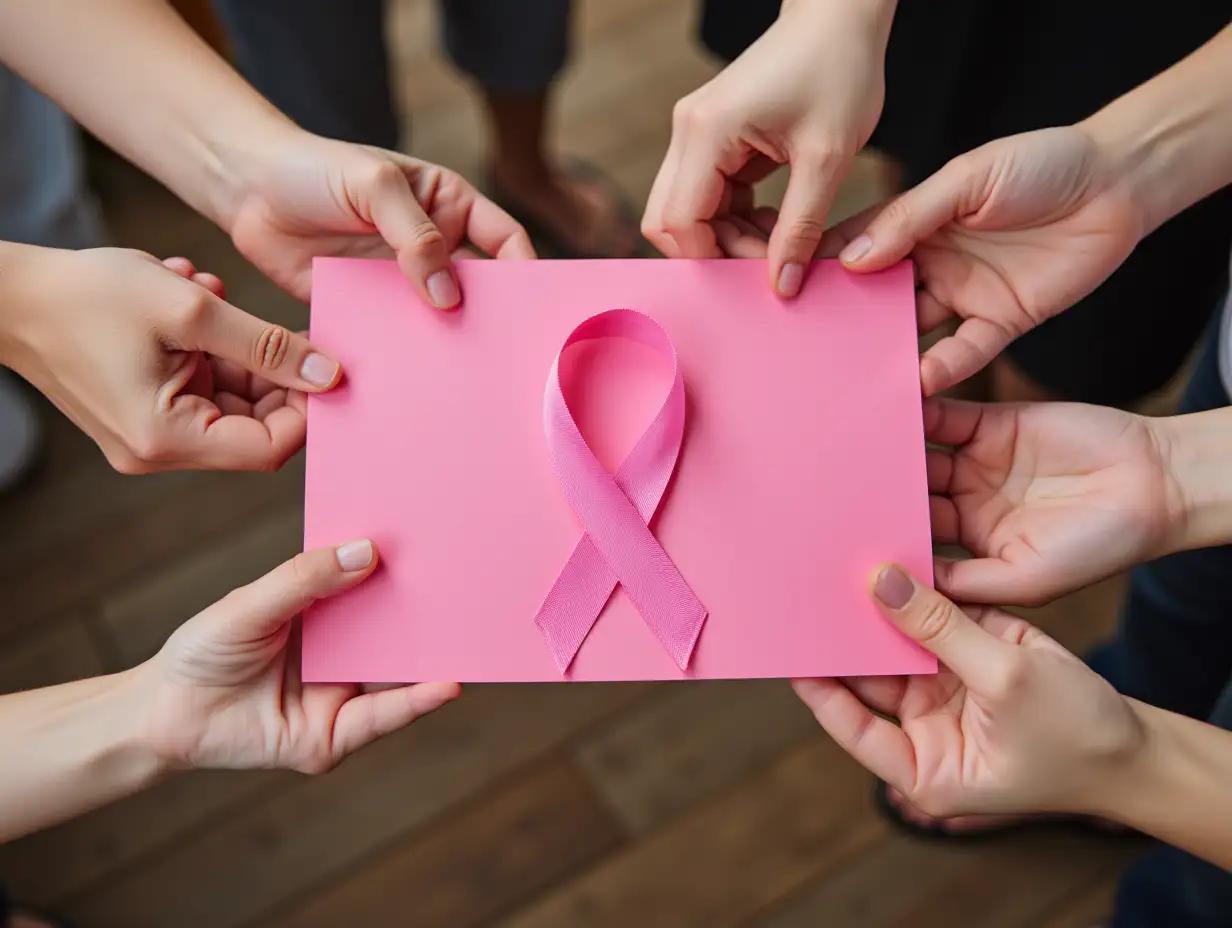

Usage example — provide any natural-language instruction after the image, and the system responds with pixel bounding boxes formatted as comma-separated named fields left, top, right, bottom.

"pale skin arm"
left=0, top=542, right=459, bottom=843
left=0, top=1, right=535, bottom=308
left=0, top=0, right=292, bottom=230
left=1155, top=405, right=1232, bottom=554
left=1080, top=23, right=1232, bottom=236
left=0, top=672, right=163, bottom=842
left=1106, top=703, right=1232, bottom=871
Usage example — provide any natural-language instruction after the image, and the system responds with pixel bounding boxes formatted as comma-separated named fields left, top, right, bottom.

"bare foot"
left=490, top=162, right=639, bottom=259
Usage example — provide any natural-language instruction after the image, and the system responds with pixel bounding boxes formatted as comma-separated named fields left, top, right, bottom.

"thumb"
left=361, top=161, right=460, bottom=311
left=768, top=150, right=848, bottom=298
left=870, top=564, right=1015, bottom=694
left=181, top=292, right=342, bottom=392
left=839, top=155, right=983, bottom=272
left=215, top=541, right=379, bottom=641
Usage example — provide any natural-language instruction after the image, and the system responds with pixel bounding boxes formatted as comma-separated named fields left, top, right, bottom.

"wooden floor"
left=0, top=1, right=1157, bottom=924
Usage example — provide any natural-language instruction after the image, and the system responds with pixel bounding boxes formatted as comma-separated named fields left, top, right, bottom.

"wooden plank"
left=64, top=682, right=650, bottom=928
left=98, top=504, right=304, bottom=666
left=263, top=760, right=624, bottom=928
left=574, top=679, right=817, bottom=833
left=499, top=740, right=888, bottom=928
left=0, top=453, right=300, bottom=641
left=1034, top=867, right=1124, bottom=928
left=0, top=618, right=106, bottom=695
left=754, top=831, right=1143, bottom=928
left=0, top=769, right=286, bottom=906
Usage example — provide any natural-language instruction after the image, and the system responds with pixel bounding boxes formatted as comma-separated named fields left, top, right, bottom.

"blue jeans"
left=0, top=65, right=104, bottom=248
left=1106, top=311, right=1232, bottom=928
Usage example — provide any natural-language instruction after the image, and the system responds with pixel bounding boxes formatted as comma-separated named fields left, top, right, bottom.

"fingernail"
left=301, top=353, right=340, bottom=387
left=873, top=565, right=914, bottom=609
left=426, top=270, right=460, bottom=309
left=840, top=234, right=872, bottom=264
left=336, top=540, right=373, bottom=572
left=777, top=263, right=804, bottom=298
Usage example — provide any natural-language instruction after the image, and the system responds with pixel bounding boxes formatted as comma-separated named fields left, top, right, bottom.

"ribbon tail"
left=534, top=535, right=618, bottom=673
left=642, top=602, right=708, bottom=671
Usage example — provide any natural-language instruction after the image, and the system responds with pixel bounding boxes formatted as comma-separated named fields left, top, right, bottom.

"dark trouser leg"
left=212, top=0, right=399, bottom=149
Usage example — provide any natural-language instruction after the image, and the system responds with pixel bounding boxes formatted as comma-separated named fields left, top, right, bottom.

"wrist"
left=1083, top=698, right=1171, bottom=827
left=1077, top=26, right=1232, bottom=237
left=0, top=241, right=59, bottom=369
left=0, top=668, right=169, bottom=841
left=1076, top=109, right=1170, bottom=239
left=1149, top=409, right=1232, bottom=553
left=188, top=113, right=304, bottom=234
left=780, top=0, right=897, bottom=40
left=93, top=668, right=174, bottom=786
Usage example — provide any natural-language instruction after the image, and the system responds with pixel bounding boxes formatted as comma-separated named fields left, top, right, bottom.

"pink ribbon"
left=534, top=309, right=707, bottom=673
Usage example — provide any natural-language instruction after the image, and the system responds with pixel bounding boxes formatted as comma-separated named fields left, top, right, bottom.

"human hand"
left=641, top=0, right=892, bottom=297
left=794, top=565, right=1146, bottom=819
left=136, top=540, right=460, bottom=773
left=924, top=398, right=1180, bottom=607
left=0, top=244, right=341, bottom=473
left=819, top=126, right=1146, bottom=395
left=226, top=132, right=536, bottom=307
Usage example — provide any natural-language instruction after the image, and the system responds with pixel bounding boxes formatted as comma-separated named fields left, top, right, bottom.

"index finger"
left=462, top=195, right=536, bottom=260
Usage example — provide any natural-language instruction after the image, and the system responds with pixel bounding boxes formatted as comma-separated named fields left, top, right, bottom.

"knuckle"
left=169, top=288, right=214, bottom=333
left=365, top=158, right=405, bottom=192
left=914, top=597, right=957, bottom=647
left=406, top=218, right=447, bottom=257
left=795, top=137, right=848, bottom=170
left=988, top=655, right=1031, bottom=702
left=784, top=214, right=827, bottom=246
left=671, top=94, right=715, bottom=134
left=288, top=550, right=332, bottom=590
left=252, top=324, right=295, bottom=373
left=878, top=197, right=913, bottom=232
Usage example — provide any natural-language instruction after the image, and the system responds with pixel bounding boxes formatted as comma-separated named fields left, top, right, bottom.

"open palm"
left=925, top=398, right=1179, bottom=606
left=827, top=126, right=1145, bottom=396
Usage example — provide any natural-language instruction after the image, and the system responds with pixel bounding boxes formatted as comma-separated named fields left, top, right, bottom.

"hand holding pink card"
left=303, top=258, right=934, bottom=682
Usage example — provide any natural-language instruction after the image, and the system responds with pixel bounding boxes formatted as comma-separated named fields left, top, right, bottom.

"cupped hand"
left=794, top=565, right=1146, bottom=819
left=641, top=0, right=890, bottom=297
left=2, top=246, right=341, bottom=473
left=924, top=397, right=1181, bottom=606
left=137, top=540, right=460, bottom=773
left=227, top=133, right=536, bottom=308
left=824, top=126, right=1146, bottom=395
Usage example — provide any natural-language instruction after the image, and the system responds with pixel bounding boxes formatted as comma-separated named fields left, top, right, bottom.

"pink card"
left=303, top=258, right=935, bottom=682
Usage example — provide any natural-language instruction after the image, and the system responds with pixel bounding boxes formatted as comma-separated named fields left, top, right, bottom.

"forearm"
left=782, top=0, right=898, bottom=43
left=0, top=670, right=166, bottom=842
left=0, top=0, right=299, bottom=230
left=1151, top=406, right=1232, bottom=553
left=1081, top=24, right=1232, bottom=235
left=1092, top=701, right=1232, bottom=870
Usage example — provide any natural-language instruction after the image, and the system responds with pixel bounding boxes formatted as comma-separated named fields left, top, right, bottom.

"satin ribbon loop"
left=534, top=309, right=707, bottom=673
